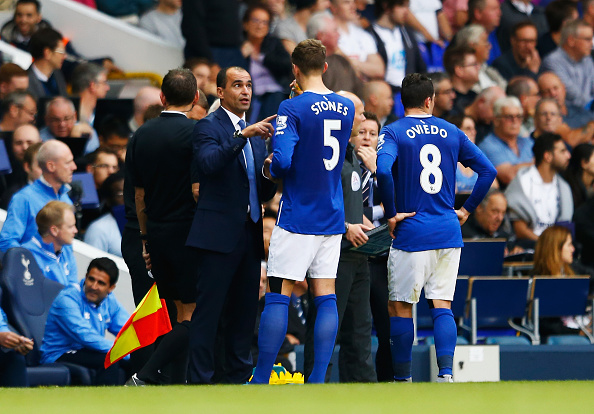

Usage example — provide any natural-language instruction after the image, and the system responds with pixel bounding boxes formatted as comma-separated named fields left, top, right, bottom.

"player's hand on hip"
left=242, top=115, right=277, bottom=139
left=356, top=147, right=377, bottom=173
left=387, top=212, right=416, bottom=239
left=346, top=223, right=373, bottom=247
left=455, top=206, right=470, bottom=226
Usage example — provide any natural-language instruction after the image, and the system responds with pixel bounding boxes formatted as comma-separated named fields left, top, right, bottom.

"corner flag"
left=105, top=283, right=171, bottom=368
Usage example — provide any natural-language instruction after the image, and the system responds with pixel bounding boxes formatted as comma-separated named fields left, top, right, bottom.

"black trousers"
left=188, top=220, right=261, bottom=384
left=58, top=349, right=131, bottom=385
left=304, top=252, right=377, bottom=382
left=368, top=257, right=394, bottom=382
left=0, top=349, right=27, bottom=387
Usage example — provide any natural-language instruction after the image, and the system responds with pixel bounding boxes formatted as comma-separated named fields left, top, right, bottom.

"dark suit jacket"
left=27, top=65, right=67, bottom=99
left=186, top=107, right=276, bottom=255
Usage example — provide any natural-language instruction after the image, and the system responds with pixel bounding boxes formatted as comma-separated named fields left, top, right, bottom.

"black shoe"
left=125, top=373, right=146, bottom=386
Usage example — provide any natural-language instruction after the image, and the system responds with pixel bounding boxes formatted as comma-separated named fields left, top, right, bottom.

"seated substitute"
left=40, top=257, right=130, bottom=385
left=22, top=200, right=78, bottom=287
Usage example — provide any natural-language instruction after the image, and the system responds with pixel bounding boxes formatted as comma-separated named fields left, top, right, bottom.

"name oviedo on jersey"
left=310, top=98, right=349, bottom=116
left=405, top=123, right=448, bottom=139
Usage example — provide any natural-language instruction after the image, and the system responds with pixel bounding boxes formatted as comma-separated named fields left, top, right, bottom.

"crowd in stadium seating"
left=1, top=0, right=594, bottom=386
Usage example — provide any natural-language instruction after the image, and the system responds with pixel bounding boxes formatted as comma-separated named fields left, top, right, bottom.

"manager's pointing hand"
left=241, top=114, right=277, bottom=139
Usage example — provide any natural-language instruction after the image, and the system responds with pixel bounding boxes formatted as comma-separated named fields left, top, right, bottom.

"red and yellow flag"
left=104, top=283, right=171, bottom=368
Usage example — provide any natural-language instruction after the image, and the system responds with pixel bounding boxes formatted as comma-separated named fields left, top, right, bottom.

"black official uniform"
left=130, top=111, right=198, bottom=303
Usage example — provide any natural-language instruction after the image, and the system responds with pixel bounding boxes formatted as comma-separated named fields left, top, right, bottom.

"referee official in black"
left=125, top=68, right=199, bottom=385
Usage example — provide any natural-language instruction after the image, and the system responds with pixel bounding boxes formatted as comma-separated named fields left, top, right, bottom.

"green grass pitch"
left=1, top=382, right=593, bottom=413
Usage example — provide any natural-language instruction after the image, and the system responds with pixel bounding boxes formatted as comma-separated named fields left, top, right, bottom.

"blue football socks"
left=431, top=308, right=456, bottom=377
left=389, top=316, right=414, bottom=380
left=251, top=292, right=290, bottom=384
left=308, top=294, right=339, bottom=383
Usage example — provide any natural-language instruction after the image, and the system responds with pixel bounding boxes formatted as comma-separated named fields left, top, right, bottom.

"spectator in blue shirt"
left=22, top=200, right=78, bottom=287
left=40, top=257, right=130, bottom=385
left=478, top=96, right=534, bottom=186
left=0, top=139, right=76, bottom=252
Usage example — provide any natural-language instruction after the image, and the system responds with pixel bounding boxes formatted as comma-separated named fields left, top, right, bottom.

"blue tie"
left=239, top=120, right=260, bottom=222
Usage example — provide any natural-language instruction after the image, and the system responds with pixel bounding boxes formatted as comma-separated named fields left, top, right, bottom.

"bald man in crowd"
left=0, top=139, right=76, bottom=251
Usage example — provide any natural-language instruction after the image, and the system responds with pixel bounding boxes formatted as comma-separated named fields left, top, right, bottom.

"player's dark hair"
left=401, top=73, right=434, bottom=110
left=545, top=0, right=578, bottom=33
left=28, top=28, right=63, bottom=60
left=374, top=0, right=409, bottom=18
left=16, top=0, right=40, bottom=12
left=443, top=45, right=475, bottom=77
left=87, top=257, right=119, bottom=285
left=533, top=132, right=563, bottom=166
left=216, top=66, right=248, bottom=88
left=292, top=39, right=326, bottom=76
left=363, top=111, right=381, bottom=131
left=161, top=68, right=197, bottom=106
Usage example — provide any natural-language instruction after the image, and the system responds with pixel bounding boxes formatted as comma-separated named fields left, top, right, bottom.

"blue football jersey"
left=377, top=115, right=496, bottom=251
left=270, top=91, right=355, bottom=235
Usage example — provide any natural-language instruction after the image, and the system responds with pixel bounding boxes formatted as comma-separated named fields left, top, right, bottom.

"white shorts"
left=387, top=247, right=461, bottom=303
left=266, top=226, right=341, bottom=281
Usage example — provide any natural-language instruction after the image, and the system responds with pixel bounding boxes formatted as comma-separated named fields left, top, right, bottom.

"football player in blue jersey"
left=376, top=73, right=496, bottom=382
left=251, top=39, right=355, bottom=384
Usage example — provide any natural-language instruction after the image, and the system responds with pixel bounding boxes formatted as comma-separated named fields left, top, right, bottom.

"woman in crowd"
left=241, top=5, right=293, bottom=123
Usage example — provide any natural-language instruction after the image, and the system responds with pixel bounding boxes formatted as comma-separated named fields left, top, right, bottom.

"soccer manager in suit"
left=187, top=66, right=277, bottom=384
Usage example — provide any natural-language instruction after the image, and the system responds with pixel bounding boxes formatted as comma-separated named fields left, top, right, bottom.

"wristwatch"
left=345, top=222, right=350, bottom=233
left=233, top=130, right=246, bottom=139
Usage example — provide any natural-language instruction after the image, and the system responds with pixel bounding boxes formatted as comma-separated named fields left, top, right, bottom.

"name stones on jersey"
left=310, top=97, right=349, bottom=116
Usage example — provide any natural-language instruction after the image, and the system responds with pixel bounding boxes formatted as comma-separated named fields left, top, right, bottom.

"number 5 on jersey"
left=323, top=119, right=341, bottom=171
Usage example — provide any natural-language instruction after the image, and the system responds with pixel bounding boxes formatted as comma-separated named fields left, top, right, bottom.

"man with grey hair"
left=506, top=76, right=540, bottom=136
left=463, top=85, right=506, bottom=143
left=0, top=139, right=75, bottom=251
left=0, top=90, right=36, bottom=133
left=541, top=19, right=594, bottom=109
left=71, top=63, right=110, bottom=127
left=453, top=24, right=507, bottom=94
left=40, top=96, right=99, bottom=155
left=478, top=96, right=534, bottom=185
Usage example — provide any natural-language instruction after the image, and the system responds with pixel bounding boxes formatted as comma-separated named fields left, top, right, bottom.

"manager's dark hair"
left=533, top=132, right=563, bottom=167
left=216, top=66, right=248, bottom=89
left=161, top=68, right=197, bottom=106
left=401, top=73, right=434, bottom=110
left=87, top=257, right=119, bottom=285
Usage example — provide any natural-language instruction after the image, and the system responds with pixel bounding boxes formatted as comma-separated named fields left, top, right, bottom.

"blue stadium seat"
left=546, top=335, right=591, bottom=346
left=0, top=247, right=94, bottom=385
left=1, top=283, right=71, bottom=386
left=528, top=276, right=593, bottom=345
left=486, top=336, right=531, bottom=346
left=458, top=239, right=506, bottom=276
left=463, top=277, right=531, bottom=344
